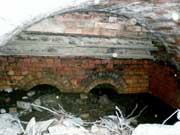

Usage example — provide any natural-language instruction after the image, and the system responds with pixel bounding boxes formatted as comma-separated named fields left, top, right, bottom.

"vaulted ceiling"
left=0, top=0, right=180, bottom=70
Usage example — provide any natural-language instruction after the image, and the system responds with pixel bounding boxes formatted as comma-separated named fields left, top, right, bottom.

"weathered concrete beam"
left=0, top=45, right=154, bottom=59
left=0, top=33, right=156, bottom=59
left=6, top=40, right=157, bottom=50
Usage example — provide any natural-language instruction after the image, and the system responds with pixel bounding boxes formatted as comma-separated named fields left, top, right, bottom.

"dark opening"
left=89, top=83, right=177, bottom=124
left=0, top=84, right=177, bottom=124
left=89, top=83, right=119, bottom=99
left=29, top=84, right=60, bottom=98
left=0, top=84, right=60, bottom=112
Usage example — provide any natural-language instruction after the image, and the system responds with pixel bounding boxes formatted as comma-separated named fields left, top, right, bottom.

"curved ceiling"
left=0, top=0, right=93, bottom=46
left=0, top=0, right=179, bottom=46
left=0, top=0, right=180, bottom=69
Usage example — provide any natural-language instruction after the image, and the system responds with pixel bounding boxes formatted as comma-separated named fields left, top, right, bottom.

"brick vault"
left=0, top=0, right=179, bottom=107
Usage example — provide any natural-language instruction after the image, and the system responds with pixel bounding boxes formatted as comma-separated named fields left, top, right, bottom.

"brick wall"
left=149, top=64, right=178, bottom=107
left=0, top=0, right=179, bottom=108
left=0, top=56, right=179, bottom=107
left=27, top=11, right=147, bottom=38
left=0, top=56, right=150, bottom=93
left=177, top=73, right=180, bottom=107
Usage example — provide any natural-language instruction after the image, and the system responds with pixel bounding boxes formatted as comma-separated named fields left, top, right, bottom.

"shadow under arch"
left=16, top=73, right=71, bottom=92
left=29, top=84, right=60, bottom=94
left=83, top=71, right=127, bottom=94
left=23, top=78, right=63, bottom=91
left=89, top=83, right=119, bottom=98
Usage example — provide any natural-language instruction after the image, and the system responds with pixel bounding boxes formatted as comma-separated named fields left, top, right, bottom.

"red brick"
left=0, top=55, right=178, bottom=108
left=176, top=37, right=180, bottom=45
left=46, top=59, right=54, bottom=65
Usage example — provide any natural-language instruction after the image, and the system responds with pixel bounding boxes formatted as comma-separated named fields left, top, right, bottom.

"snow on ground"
left=0, top=113, right=24, bottom=135
left=132, top=123, right=180, bottom=135
left=0, top=104, right=134, bottom=135
left=0, top=104, right=180, bottom=135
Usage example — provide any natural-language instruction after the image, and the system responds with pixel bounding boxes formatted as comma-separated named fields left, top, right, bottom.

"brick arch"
left=85, top=79, right=127, bottom=94
left=16, top=72, right=72, bottom=92
left=21, top=78, right=63, bottom=91
left=81, top=71, right=127, bottom=93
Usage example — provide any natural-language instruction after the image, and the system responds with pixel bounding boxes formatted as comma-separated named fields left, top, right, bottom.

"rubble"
left=22, top=104, right=134, bottom=135
left=22, top=96, right=29, bottom=100
left=80, top=93, right=88, bottom=100
left=9, top=107, right=17, bottom=113
left=27, top=91, right=36, bottom=97
left=4, top=88, right=13, bottom=93
left=80, top=113, right=90, bottom=119
left=98, top=95, right=111, bottom=105
left=0, top=113, right=24, bottom=135
left=16, top=101, right=32, bottom=111
left=0, top=108, right=6, bottom=114
left=0, top=90, right=179, bottom=135
left=0, top=101, right=136, bottom=135
left=0, top=97, right=179, bottom=135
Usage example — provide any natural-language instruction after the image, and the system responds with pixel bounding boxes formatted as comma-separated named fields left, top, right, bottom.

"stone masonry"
left=0, top=6, right=179, bottom=108
left=0, top=56, right=178, bottom=107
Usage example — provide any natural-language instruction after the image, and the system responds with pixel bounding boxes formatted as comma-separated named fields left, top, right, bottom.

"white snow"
left=132, top=122, right=180, bottom=135
left=0, top=0, right=92, bottom=46
left=0, top=113, right=24, bottom=135
left=0, top=105, right=180, bottom=135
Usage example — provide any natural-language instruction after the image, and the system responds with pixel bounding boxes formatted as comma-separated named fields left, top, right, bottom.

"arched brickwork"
left=85, top=80, right=125, bottom=94
left=16, top=72, right=72, bottom=92
left=81, top=71, right=127, bottom=93
left=0, top=56, right=152, bottom=94
left=0, top=0, right=180, bottom=109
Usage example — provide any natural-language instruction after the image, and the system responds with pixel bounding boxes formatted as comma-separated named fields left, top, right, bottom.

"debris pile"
left=0, top=113, right=24, bottom=135
left=133, top=109, right=180, bottom=135
left=0, top=103, right=135, bottom=135
left=0, top=89, right=179, bottom=135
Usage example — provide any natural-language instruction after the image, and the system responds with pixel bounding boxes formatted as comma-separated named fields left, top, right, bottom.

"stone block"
left=64, top=28, right=82, bottom=34
left=7, top=70, right=14, bottom=76
left=99, top=28, right=118, bottom=37
left=8, top=57, right=16, bottom=63
left=9, top=107, right=17, bottom=113
left=126, top=25, right=142, bottom=32
left=95, top=22, right=121, bottom=30
left=176, top=37, right=180, bottom=45
left=80, top=93, right=88, bottom=100
left=127, top=18, right=137, bottom=26
left=17, top=101, right=31, bottom=111
left=109, top=16, right=117, bottom=23
left=22, top=71, right=28, bottom=75
left=46, top=59, right=54, bottom=65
